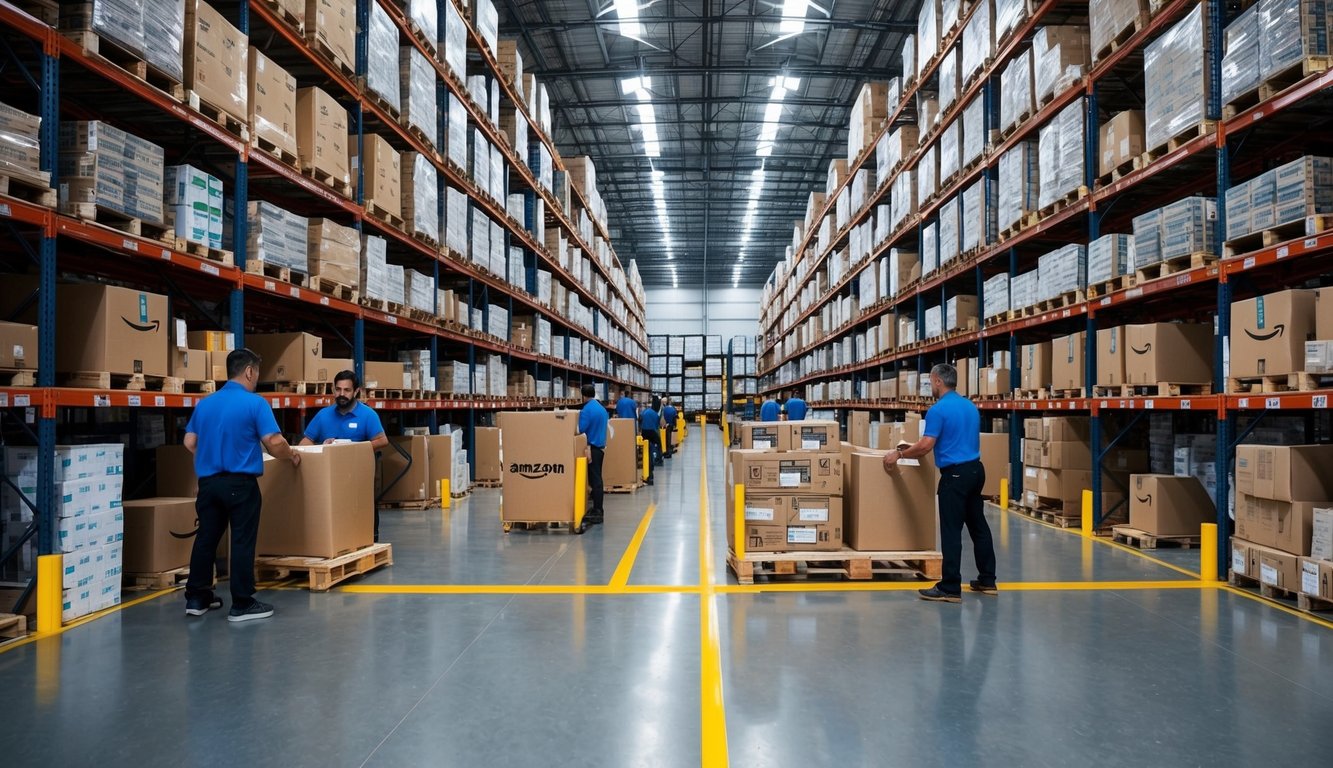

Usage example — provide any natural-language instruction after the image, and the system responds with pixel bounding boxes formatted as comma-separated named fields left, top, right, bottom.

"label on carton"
left=1026, top=467, right=1038, bottom=479
left=1256, top=295, right=1265, bottom=329
left=745, top=506, right=776, bottom=522
left=1260, top=563, right=1278, bottom=586
left=801, top=439, right=822, bottom=450
left=754, top=439, right=772, bottom=449
left=1232, top=549, right=1245, bottom=574
left=788, top=527, right=817, bottom=544
left=797, top=506, right=828, bottom=522
left=1302, top=563, right=1318, bottom=596
left=779, top=472, right=802, bottom=488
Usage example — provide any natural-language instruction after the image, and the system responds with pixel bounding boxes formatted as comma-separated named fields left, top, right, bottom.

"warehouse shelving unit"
left=0, top=0, right=647, bottom=609
left=726, top=335, right=759, bottom=419
left=757, top=0, right=1333, bottom=577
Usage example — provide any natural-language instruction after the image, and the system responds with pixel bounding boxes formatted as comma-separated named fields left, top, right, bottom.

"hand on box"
left=323, top=438, right=337, bottom=445
left=290, top=452, right=302, bottom=468
left=882, top=449, right=899, bottom=472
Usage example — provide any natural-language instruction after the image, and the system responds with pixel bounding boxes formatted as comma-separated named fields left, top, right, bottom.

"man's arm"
left=262, top=433, right=301, bottom=466
left=184, top=432, right=198, bottom=454
left=368, top=432, right=389, bottom=450
left=298, top=436, right=316, bottom=446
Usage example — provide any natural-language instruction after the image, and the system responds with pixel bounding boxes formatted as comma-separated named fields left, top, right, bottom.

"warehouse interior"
left=1, top=0, right=1333, bottom=765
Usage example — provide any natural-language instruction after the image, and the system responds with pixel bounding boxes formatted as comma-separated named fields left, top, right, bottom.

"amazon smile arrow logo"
left=121, top=316, right=161, bottom=333
left=1130, top=343, right=1151, bottom=355
left=1136, top=494, right=1152, bottom=505
left=1244, top=324, right=1285, bottom=342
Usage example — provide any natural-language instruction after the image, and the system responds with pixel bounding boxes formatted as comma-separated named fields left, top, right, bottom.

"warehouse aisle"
left=2, top=429, right=1333, bottom=767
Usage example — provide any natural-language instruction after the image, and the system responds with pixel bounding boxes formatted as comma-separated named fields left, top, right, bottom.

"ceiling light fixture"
left=614, top=0, right=642, bottom=40
left=756, top=77, right=799, bottom=157
left=780, top=0, right=811, bottom=34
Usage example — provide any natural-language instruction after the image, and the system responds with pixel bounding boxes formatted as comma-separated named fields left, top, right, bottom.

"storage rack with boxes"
left=756, top=0, right=1333, bottom=589
left=0, top=0, right=647, bottom=622
left=726, top=335, right=760, bottom=420
left=648, top=333, right=725, bottom=419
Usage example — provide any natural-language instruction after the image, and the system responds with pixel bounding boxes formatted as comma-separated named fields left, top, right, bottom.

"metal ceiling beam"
left=527, top=63, right=895, bottom=80
left=503, top=16, right=915, bottom=33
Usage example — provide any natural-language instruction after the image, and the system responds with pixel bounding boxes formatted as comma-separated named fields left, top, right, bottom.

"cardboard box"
left=295, top=86, right=350, bottom=185
left=1317, top=287, right=1333, bottom=340
left=848, top=411, right=871, bottom=448
left=56, top=284, right=169, bottom=377
left=0, top=321, right=37, bottom=369
left=245, top=332, right=323, bottom=383
left=1313, top=507, right=1333, bottom=561
left=364, top=360, right=408, bottom=389
left=156, top=446, right=198, bottom=498
left=1041, top=416, right=1090, bottom=444
left=249, top=48, right=298, bottom=159
left=845, top=450, right=937, bottom=551
left=783, top=496, right=844, bottom=551
left=185, top=1, right=248, bottom=124
left=982, top=367, right=1012, bottom=396
left=1235, top=493, right=1323, bottom=556
left=355, top=133, right=402, bottom=219
left=603, top=417, right=639, bottom=487
left=1099, top=110, right=1146, bottom=177
left=1300, top=557, right=1333, bottom=600
left=728, top=450, right=844, bottom=495
left=257, top=442, right=375, bottom=558
left=379, top=435, right=453, bottom=502
left=474, top=427, right=502, bottom=483
left=1251, top=542, right=1302, bottom=591
left=1235, top=444, right=1333, bottom=502
left=1051, top=331, right=1085, bottom=391
left=740, top=422, right=788, bottom=451
left=790, top=420, right=839, bottom=451
left=1038, top=441, right=1092, bottom=470
left=121, top=497, right=199, bottom=573
left=1019, top=341, right=1051, bottom=390
left=1026, top=467, right=1092, bottom=502
left=305, top=0, right=356, bottom=73
left=498, top=411, right=587, bottom=523
left=980, top=433, right=1009, bottom=497
left=1229, top=289, right=1317, bottom=378
left=187, top=330, right=234, bottom=352
left=727, top=522, right=788, bottom=553
left=1124, top=323, right=1213, bottom=385
left=1096, top=326, right=1127, bottom=386
left=1129, top=475, right=1213, bottom=536
left=169, top=348, right=208, bottom=381
left=1231, top=537, right=1256, bottom=579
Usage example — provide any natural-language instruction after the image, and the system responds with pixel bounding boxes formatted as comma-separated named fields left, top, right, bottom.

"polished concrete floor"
left=2, top=429, right=1332, bottom=767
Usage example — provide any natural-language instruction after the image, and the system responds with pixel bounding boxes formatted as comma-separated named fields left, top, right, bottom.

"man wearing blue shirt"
left=300, top=370, right=388, bottom=539
left=578, top=383, right=609, bottom=525
left=615, top=388, right=639, bottom=420
left=759, top=396, right=780, bottom=422
left=661, top=397, right=678, bottom=458
left=183, top=348, right=301, bottom=623
left=785, top=392, right=808, bottom=421
left=883, top=363, right=996, bottom=603
left=639, top=398, right=662, bottom=484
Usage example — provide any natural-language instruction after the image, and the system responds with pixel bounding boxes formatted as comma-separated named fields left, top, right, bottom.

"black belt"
left=201, top=471, right=260, bottom=480
left=939, top=459, right=981, bottom=471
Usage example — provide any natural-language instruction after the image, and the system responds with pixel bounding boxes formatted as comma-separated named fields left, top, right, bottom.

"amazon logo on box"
left=1230, top=290, right=1317, bottom=379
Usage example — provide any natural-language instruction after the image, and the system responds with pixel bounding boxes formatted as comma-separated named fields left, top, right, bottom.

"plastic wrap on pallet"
left=1000, top=49, right=1034, bottom=133
left=1272, top=155, right=1333, bottom=227
left=1011, top=269, right=1039, bottom=310
left=444, top=186, right=468, bottom=255
left=408, top=0, right=438, bottom=45
left=892, top=170, right=917, bottom=229
left=923, top=220, right=939, bottom=276
left=961, top=176, right=997, bottom=253
left=404, top=153, right=439, bottom=243
left=1225, top=177, right=1253, bottom=241
left=918, top=0, right=941, bottom=77
left=446, top=94, right=468, bottom=170
left=995, top=0, right=1029, bottom=42
left=917, top=145, right=938, bottom=209
left=361, top=234, right=390, bottom=301
left=1159, top=196, right=1217, bottom=261
left=1221, top=5, right=1261, bottom=108
left=1087, top=233, right=1134, bottom=284
left=366, top=1, right=400, bottom=113
left=997, top=140, right=1038, bottom=232
left=940, top=120, right=961, bottom=182
left=939, top=49, right=960, bottom=114
left=983, top=272, right=1011, bottom=319
left=1037, top=100, right=1085, bottom=209
left=442, top=0, right=467, bottom=80
left=405, top=270, right=434, bottom=313
left=1250, top=168, right=1278, bottom=231
left=469, top=206, right=489, bottom=268
left=0, top=102, right=43, bottom=181
left=939, top=195, right=960, bottom=266
left=1033, top=26, right=1090, bottom=105
left=1262, top=0, right=1333, bottom=80
left=58, top=120, right=166, bottom=224
left=244, top=201, right=307, bottom=271
left=961, top=96, right=985, bottom=170
left=471, top=0, right=499, bottom=53
left=1037, top=244, right=1087, bottom=301
left=400, top=46, right=438, bottom=150
left=876, top=130, right=892, bottom=181
left=471, top=128, right=490, bottom=195
left=1092, top=0, right=1146, bottom=62
left=925, top=304, right=943, bottom=339
left=165, top=164, right=223, bottom=249
left=490, top=144, right=505, bottom=202
left=1144, top=4, right=1210, bottom=152
left=1132, top=207, right=1163, bottom=268
left=91, top=0, right=186, bottom=84
left=918, top=92, right=941, bottom=132
left=962, top=0, right=996, bottom=83
left=903, top=34, right=918, bottom=86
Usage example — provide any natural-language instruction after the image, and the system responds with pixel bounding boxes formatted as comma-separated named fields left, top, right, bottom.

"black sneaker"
left=969, top=580, right=999, bottom=596
left=185, top=595, right=223, bottom=616
left=585, top=514, right=604, bottom=525
left=918, top=587, right=962, bottom=603
left=227, top=600, right=275, bottom=623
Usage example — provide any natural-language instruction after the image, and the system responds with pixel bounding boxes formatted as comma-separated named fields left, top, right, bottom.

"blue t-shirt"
left=640, top=408, right=661, bottom=431
left=785, top=397, right=808, bottom=421
left=923, top=390, right=981, bottom=468
left=304, top=402, right=385, bottom=444
left=759, top=400, right=780, bottom=422
left=615, top=397, right=638, bottom=419
left=579, top=400, right=609, bottom=448
left=662, top=405, right=678, bottom=426
left=185, top=381, right=282, bottom=477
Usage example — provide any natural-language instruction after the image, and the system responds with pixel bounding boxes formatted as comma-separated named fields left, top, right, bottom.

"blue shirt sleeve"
left=254, top=395, right=281, bottom=439
left=361, top=406, right=385, bottom=439
left=185, top=410, right=197, bottom=434
left=578, top=406, right=593, bottom=435
left=923, top=403, right=943, bottom=439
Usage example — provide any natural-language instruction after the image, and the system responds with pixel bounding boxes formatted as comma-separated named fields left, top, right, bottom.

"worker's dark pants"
left=641, top=428, right=660, bottom=478
left=937, top=460, right=996, bottom=595
left=186, top=473, right=261, bottom=608
left=665, top=424, right=676, bottom=457
left=588, top=447, right=605, bottom=516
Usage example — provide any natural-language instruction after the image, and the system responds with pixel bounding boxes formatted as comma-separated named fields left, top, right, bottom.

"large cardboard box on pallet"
left=1096, top=326, right=1127, bottom=386
left=722, top=493, right=844, bottom=553
left=980, top=433, right=1009, bottom=497
left=307, top=218, right=360, bottom=289
left=1247, top=541, right=1302, bottom=592
left=305, top=0, right=356, bottom=73
left=56, top=284, right=170, bottom=377
left=728, top=450, right=844, bottom=495
left=845, top=450, right=937, bottom=551
left=184, top=1, right=248, bottom=124
left=1229, top=289, right=1317, bottom=378
left=498, top=411, right=587, bottom=523
left=379, top=435, right=453, bottom=503
left=249, top=48, right=298, bottom=159
left=474, top=427, right=502, bottom=483
left=1124, top=322, right=1213, bottom=385
left=257, top=442, right=375, bottom=558
left=1019, top=341, right=1051, bottom=391
left=1098, top=110, right=1145, bottom=176
left=1235, top=444, right=1333, bottom=502
left=1051, top=331, right=1085, bottom=392
left=1235, top=493, right=1324, bottom=556
left=1300, top=557, right=1333, bottom=600
left=244, top=332, right=322, bottom=383
left=848, top=411, right=871, bottom=448
left=1129, top=474, right=1213, bottom=536
left=353, top=133, right=401, bottom=219
left=0, top=321, right=37, bottom=370
left=739, top=422, right=789, bottom=451
left=295, top=86, right=350, bottom=187
left=603, top=418, right=639, bottom=488
left=789, top=420, right=839, bottom=451
left=121, top=497, right=198, bottom=573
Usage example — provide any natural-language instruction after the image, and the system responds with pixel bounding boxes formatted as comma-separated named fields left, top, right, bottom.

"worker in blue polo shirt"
left=301, top=370, right=388, bottom=539
left=759, top=395, right=780, bottom=422
left=183, top=348, right=301, bottom=623
left=639, top=397, right=662, bottom=484
left=785, top=391, right=808, bottom=421
left=661, top=397, right=679, bottom=458
left=884, top=363, right=995, bottom=603
left=577, top=383, right=609, bottom=525
left=615, top=388, right=639, bottom=420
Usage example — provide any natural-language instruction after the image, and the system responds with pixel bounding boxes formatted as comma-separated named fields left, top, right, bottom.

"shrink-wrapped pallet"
left=1000, top=50, right=1034, bottom=133
left=1144, top=4, right=1210, bottom=151
left=400, top=46, right=438, bottom=150
left=961, top=177, right=996, bottom=254
left=939, top=196, right=961, bottom=267
left=1088, top=233, right=1134, bottom=285
left=962, top=0, right=995, bottom=84
left=402, top=152, right=439, bottom=244
left=962, top=96, right=986, bottom=169
left=996, top=140, right=1038, bottom=232
left=366, top=1, right=400, bottom=113
left=1037, top=100, right=1085, bottom=209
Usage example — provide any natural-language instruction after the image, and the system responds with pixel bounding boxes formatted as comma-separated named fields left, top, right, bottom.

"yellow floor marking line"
left=716, top=580, right=1210, bottom=594
left=1222, top=585, right=1333, bottom=631
left=340, top=583, right=694, bottom=595
left=699, top=423, right=730, bottom=768
left=610, top=503, right=658, bottom=588
left=0, top=587, right=176, bottom=655
left=995, top=503, right=1202, bottom=580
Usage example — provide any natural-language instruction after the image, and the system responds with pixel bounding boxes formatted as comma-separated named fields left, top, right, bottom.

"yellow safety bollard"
left=440, top=478, right=451, bottom=509
left=734, top=483, right=746, bottom=560
left=660, top=426, right=667, bottom=454
left=639, top=437, right=650, bottom=482
left=37, top=553, right=63, bottom=634
left=1200, top=522, right=1218, bottom=581
left=1081, top=489, right=1094, bottom=537
left=999, top=478, right=1009, bottom=510
left=573, top=456, right=587, bottom=529
left=722, top=419, right=730, bottom=448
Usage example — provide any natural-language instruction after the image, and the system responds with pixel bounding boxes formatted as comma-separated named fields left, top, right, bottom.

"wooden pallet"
left=60, top=202, right=171, bottom=242
left=604, top=483, right=643, bottom=494
left=123, top=565, right=192, bottom=590
left=1087, top=274, right=1134, bottom=298
left=185, top=90, right=249, bottom=142
left=1111, top=381, right=1213, bottom=398
left=379, top=498, right=440, bottom=510
left=172, top=379, right=217, bottom=395
left=502, top=519, right=584, bottom=534
left=62, top=371, right=170, bottom=391
left=244, top=259, right=308, bottom=287
left=451, top=489, right=471, bottom=500
left=256, top=543, right=393, bottom=592
left=1013, top=388, right=1049, bottom=401
left=1033, top=289, right=1086, bottom=313
left=1255, top=56, right=1333, bottom=104
left=998, top=211, right=1040, bottom=242
left=1093, top=12, right=1148, bottom=63
left=1036, top=186, right=1089, bottom=219
left=4, top=370, right=36, bottom=387
left=1036, top=75, right=1084, bottom=109
left=360, top=297, right=408, bottom=316
left=998, top=107, right=1034, bottom=141
left=1287, top=371, right=1333, bottom=392
left=172, top=237, right=234, bottom=266
left=304, top=34, right=357, bottom=80
left=727, top=548, right=944, bottom=586
left=1111, top=525, right=1200, bottom=550
left=1012, top=504, right=1083, bottom=529
left=0, top=612, right=28, bottom=642
left=0, top=172, right=56, bottom=208
left=1223, top=215, right=1333, bottom=259
left=1230, top=571, right=1303, bottom=604
left=64, top=29, right=185, bottom=100
left=257, top=0, right=305, bottom=34
left=473, top=479, right=502, bottom=489
left=13, top=0, right=58, bottom=25
left=307, top=275, right=359, bottom=303
left=250, top=134, right=300, bottom=170
left=365, top=200, right=407, bottom=232
left=1142, top=120, right=1217, bottom=164
left=259, top=380, right=332, bottom=395
left=360, top=80, right=402, bottom=122
left=1094, top=155, right=1145, bottom=190
left=1134, top=252, right=1216, bottom=283
left=1297, top=592, right=1333, bottom=615
left=1048, top=388, right=1087, bottom=399
left=302, top=164, right=353, bottom=198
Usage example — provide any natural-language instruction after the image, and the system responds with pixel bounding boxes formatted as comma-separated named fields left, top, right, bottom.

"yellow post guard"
left=1081, top=489, right=1094, bottom=537
left=574, top=456, right=588, bottom=529
left=37, top=553, right=63, bottom=634
left=734, top=483, right=746, bottom=560
left=999, top=477, right=1009, bottom=510
left=1200, top=522, right=1218, bottom=581
left=440, top=478, right=451, bottom=509
left=639, top=437, right=650, bottom=481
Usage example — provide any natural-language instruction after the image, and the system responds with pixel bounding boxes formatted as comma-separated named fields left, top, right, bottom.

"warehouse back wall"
left=646, top=288, right=761, bottom=339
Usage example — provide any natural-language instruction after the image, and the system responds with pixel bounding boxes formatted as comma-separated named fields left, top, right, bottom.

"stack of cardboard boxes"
left=379, top=431, right=469, bottom=504
left=1233, top=444, right=1333, bottom=595
left=1302, top=507, right=1333, bottom=605
left=603, top=418, right=642, bottom=490
left=1127, top=473, right=1214, bottom=537
left=1231, top=288, right=1333, bottom=384
left=474, top=427, right=503, bottom=485
left=1019, top=416, right=1145, bottom=518
left=727, top=420, right=845, bottom=553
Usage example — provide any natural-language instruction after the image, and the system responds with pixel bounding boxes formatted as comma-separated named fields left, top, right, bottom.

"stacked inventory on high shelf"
left=648, top=334, right=724, bottom=416
left=756, top=0, right=1333, bottom=591
left=0, top=1, right=647, bottom=617
left=726, top=335, right=760, bottom=418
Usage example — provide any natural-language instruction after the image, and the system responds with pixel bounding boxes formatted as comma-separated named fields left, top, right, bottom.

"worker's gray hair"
left=931, top=363, right=957, bottom=389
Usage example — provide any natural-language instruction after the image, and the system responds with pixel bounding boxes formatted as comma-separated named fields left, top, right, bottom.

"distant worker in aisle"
left=759, top=395, right=781, bottom=422
left=639, top=397, right=662, bottom=484
left=785, top=391, right=808, bottom=421
left=615, top=388, right=639, bottom=419
left=300, top=370, right=389, bottom=540
left=578, top=383, right=609, bottom=525
left=183, top=348, right=301, bottom=623
left=883, top=363, right=996, bottom=603
left=661, top=397, right=679, bottom=458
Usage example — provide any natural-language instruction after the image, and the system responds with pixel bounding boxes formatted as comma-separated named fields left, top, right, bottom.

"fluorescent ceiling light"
left=614, top=0, right=642, bottom=40
left=755, top=78, right=800, bottom=156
